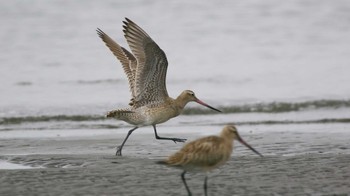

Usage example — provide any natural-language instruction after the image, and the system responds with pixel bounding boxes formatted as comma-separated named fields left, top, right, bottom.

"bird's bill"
left=195, top=99, right=222, bottom=113
left=237, top=135, right=263, bottom=157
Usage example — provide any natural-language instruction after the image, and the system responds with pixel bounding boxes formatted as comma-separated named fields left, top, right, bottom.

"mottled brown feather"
left=123, top=18, right=169, bottom=108
left=96, top=28, right=137, bottom=101
left=165, top=135, right=232, bottom=171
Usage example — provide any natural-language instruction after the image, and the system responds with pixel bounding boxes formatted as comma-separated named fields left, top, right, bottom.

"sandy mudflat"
left=0, top=153, right=350, bottom=196
left=0, top=126, right=350, bottom=196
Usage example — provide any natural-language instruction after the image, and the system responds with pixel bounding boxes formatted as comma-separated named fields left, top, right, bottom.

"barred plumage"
left=97, top=18, right=221, bottom=156
left=158, top=125, right=263, bottom=196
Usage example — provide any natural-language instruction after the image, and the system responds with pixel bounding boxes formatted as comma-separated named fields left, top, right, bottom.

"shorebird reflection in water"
left=158, top=125, right=263, bottom=196
left=96, top=18, right=221, bottom=156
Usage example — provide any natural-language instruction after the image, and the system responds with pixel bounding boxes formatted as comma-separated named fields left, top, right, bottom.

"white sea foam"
left=0, top=160, right=37, bottom=170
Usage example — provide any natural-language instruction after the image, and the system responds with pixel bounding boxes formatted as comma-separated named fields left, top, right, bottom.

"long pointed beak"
left=237, top=135, right=263, bottom=157
left=195, top=99, right=222, bottom=113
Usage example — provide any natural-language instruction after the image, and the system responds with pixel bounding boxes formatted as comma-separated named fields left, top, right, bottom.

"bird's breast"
left=134, top=103, right=180, bottom=125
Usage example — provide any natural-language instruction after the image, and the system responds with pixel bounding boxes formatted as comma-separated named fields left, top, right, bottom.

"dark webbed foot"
left=115, top=126, right=139, bottom=156
left=155, top=135, right=187, bottom=143
left=116, top=146, right=122, bottom=156
left=152, top=125, right=187, bottom=144
left=171, top=138, right=187, bottom=143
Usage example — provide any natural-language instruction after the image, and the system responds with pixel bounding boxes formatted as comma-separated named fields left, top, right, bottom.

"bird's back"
left=164, top=136, right=233, bottom=171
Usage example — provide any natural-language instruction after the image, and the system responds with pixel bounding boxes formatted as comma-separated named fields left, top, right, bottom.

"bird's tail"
left=106, top=109, right=134, bottom=118
left=156, top=160, right=184, bottom=169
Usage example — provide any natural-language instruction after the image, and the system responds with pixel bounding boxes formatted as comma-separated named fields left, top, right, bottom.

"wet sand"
left=1, top=125, right=350, bottom=196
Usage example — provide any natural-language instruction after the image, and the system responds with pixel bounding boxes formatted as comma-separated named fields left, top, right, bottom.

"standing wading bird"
left=157, top=125, right=263, bottom=196
left=96, top=18, right=221, bottom=156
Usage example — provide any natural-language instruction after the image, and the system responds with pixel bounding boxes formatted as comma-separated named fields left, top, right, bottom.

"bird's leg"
left=204, top=175, right=208, bottom=196
left=153, top=125, right=186, bottom=143
left=116, top=126, right=138, bottom=156
left=181, top=171, right=192, bottom=196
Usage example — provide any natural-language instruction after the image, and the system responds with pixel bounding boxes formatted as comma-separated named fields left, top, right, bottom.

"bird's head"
left=222, top=125, right=263, bottom=157
left=179, top=90, right=221, bottom=113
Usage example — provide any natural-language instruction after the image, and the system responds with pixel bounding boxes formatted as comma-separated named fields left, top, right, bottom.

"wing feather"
left=123, top=18, right=169, bottom=107
left=167, top=136, right=227, bottom=168
left=96, top=28, right=137, bottom=100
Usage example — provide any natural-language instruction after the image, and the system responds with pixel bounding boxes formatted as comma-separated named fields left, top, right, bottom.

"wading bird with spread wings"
left=97, top=18, right=221, bottom=156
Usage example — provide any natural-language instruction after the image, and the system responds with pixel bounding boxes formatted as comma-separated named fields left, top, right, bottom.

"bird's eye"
left=186, top=91, right=195, bottom=96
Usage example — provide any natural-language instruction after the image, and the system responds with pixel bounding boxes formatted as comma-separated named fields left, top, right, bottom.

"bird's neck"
left=220, top=132, right=235, bottom=143
left=173, top=94, right=191, bottom=113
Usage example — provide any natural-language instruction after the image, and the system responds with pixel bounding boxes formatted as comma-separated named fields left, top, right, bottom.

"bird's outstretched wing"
left=96, top=28, right=137, bottom=103
left=123, top=18, right=169, bottom=108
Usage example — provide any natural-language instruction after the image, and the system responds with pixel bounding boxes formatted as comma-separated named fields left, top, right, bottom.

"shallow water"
left=1, top=0, right=350, bottom=117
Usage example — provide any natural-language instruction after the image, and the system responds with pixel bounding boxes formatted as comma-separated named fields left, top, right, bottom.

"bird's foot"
left=155, top=135, right=187, bottom=143
left=116, top=146, right=123, bottom=156
left=172, top=138, right=187, bottom=143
